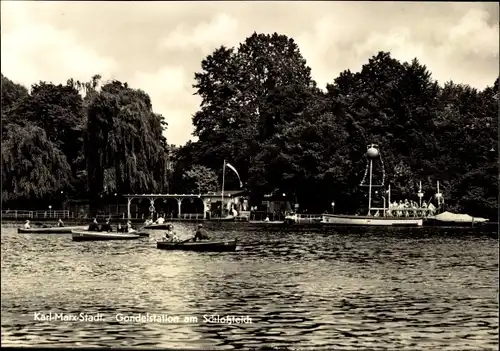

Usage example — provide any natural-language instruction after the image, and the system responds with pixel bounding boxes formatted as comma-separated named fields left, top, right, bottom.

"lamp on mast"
left=417, top=181, right=424, bottom=208
left=366, top=144, right=379, bottom=216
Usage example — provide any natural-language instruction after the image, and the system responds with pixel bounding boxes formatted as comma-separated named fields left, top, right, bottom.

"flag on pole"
left=428, top=202, right=436, bottom=215
left=226, top=162, right=243, bottom=188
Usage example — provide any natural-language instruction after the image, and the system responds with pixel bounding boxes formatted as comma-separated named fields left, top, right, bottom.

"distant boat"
left=71, top=231, right=142, bottom=241
left=157, top=239, right=237, bottom=252
left=321, top=214, right=423, bottom=227
left=18, top=226, right=87, bottom=234
left=217, top=215, right=235, bottom=222
left=321, top=144, right=424, bottom=227
left=143, top=223, right=170, bottom=230
left=425, top=211, right=489, bottom=227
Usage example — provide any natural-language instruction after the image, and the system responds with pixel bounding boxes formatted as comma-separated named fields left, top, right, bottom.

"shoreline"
left=2, top=218, right=497, bottom=232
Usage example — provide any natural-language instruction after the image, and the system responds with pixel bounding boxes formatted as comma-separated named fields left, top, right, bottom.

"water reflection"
left=1, top=225, right=498, bottom=349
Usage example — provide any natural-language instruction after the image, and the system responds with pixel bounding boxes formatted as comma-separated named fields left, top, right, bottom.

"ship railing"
left=370, top=207, right=434, bottom=218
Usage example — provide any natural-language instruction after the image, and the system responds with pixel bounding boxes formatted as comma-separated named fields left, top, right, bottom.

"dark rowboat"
left=72, top=230, right=142, bottom=241
left=157, top=239, right=237, bottom=252
left=217, top=216, right=235, bottom=222
left=143, top=223, right=170, bottom=230
left=18, top=226, right=87, bottom=234
left=134, top=231, right=150, bottom=237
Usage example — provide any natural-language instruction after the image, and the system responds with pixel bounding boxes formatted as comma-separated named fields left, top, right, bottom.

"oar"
left=174, top=236, right=194, bottom=246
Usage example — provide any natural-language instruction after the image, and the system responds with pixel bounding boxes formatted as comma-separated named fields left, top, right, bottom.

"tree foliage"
left=1, top=74, right=29, bottom=136
left=85, top=80, right=168, bottom=199
left=12, top=81, right=86, bottom=170
left=179, top=34, right=498, bottom=219
left=189, top=32, right=316, bottom=183
left=182, top=165, right=219, bottom=194
left=1, top=32, right=497, bottom=219
left=1, top=122, right=72, bottom=206
left=1, top=75, right=169, bottom=210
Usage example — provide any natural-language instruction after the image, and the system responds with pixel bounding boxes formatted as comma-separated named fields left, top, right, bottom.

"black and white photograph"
left=1, top=1, right=498, bottom=350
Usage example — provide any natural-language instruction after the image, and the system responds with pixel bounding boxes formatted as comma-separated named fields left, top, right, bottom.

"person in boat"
left=144, top=218, right=153, bottom=226
left=100, top=219, right=112, bottom=232
left=156, top=215, right=165, bottom=224
left=24, top=220, right=31, bottom=229
left=163, top=224, right=179, bottom=242
left=126, top=220, right=136, bottom=233
left=193, top=224, right=210, bottom=242
left=88, top=218, right=100, bottom=231
left=163, top=224, right=173, bottom=241
left=117, top=222, right=126, bottom=232
left=57, top=218, right=65, bottom=227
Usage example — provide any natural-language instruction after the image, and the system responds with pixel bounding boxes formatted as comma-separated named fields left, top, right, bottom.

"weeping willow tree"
left=1, top=122, right=72, bottom=207
left=85, top=81, right=168, bottom=208
left=1, top=74, right=29, bottom=138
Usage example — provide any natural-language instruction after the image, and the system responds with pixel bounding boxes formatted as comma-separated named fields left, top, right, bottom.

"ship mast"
left=361, top=144, right=383, bottom=216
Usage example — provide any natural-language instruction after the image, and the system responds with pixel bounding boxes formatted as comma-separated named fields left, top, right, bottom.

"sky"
left=1, top=1, right=498, bottom=146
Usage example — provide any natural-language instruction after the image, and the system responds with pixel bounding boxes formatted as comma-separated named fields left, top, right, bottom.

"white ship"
left=321, top=144, right=425, bottom=227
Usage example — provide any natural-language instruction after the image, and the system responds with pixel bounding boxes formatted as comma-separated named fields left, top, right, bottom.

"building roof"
left=203, top=190, right=247, bottom=197
left=123, top=189, right=247, bottom=199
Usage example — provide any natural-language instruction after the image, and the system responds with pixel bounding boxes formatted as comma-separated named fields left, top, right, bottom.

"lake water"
left=1, top=224, right=498, bottom=350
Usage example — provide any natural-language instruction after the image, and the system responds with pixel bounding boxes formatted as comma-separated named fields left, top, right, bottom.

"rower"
left=57, top=218, right=65, bottom=227
left=100, top=219, right=112, bottom=232
left=126, top=220, right=136, bottom=233
left=88, top=218, right=100, bottom=231
left=24, top=220, right=31, bottom=229
left=164, top=224, right=178, bottom=242
left=193, top=224, right=210, bottom=242
left=144, top=218, right=153, bottom=226
left=156, top=215, right=165, bottom=224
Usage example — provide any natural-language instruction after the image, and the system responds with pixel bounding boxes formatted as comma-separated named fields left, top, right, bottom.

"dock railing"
left=1, top=209, right=71, bottom=219
left=179, top=213, right=204, bottom=220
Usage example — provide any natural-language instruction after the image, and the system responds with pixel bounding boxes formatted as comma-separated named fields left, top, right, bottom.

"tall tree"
left=326, top=52, right=441, bottom=200
left=9, top=80, right=88, bottom=198
left=85, top=80, right=168, bottom=211
left=1, top=122, right=72, bottom=207
left=191, top=32, right=316, bottom=185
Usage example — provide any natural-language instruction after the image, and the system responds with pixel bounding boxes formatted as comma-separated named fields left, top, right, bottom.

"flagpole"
left=221, top=160, right=226, bottom=219
left=387, top=184, right=391, bottom=216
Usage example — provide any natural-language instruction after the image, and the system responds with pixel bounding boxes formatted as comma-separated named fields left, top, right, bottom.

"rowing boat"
left=71, top=230, right=142, bottom=241
left=157, top=239, right=237, bottom=252
left=131, top=231, right=150, bottom=237
left=143, top=223, right=170, bottom=230
left=18, top=226, right=87, bottom=234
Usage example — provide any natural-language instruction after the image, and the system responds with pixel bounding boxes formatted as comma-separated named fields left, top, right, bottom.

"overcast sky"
left=1, top=1, right=498, bottom=146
